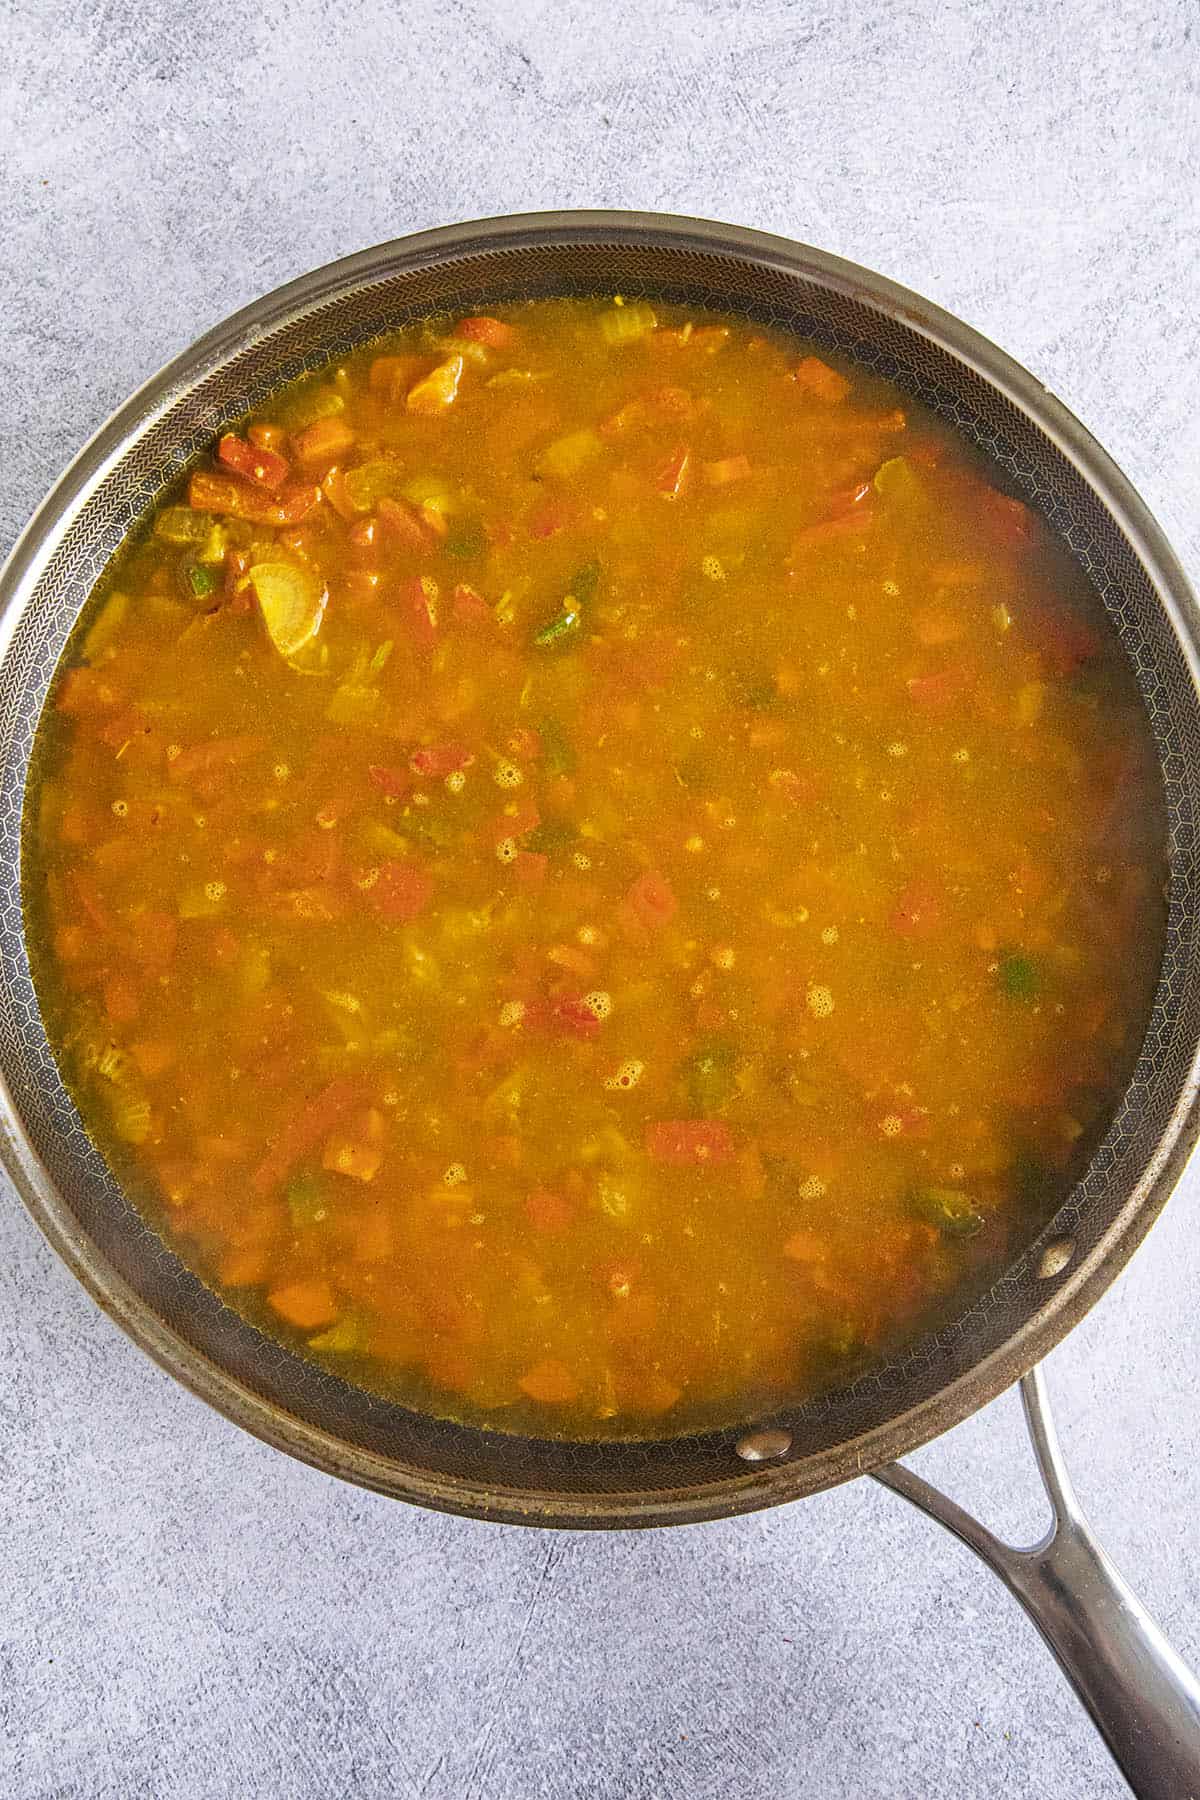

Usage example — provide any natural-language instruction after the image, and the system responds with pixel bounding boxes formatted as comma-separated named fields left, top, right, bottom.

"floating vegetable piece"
left=911, top=1186, right=985, bottom=1237
left=247, top=562, right=328, bottom=660
left=407, top=354, right=465, bottom=414
left=599, top=302, right=657, bottom=345
left=537, top=429, right=602, bottom=479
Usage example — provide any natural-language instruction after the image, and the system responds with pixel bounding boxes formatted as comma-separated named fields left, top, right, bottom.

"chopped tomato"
left=377, top=495, right=438, bottom=553
left=655, top=447, right=691, bottom=498
left=792, top=356, right=850, bottom=403
left=645, top=1121, right=736, bottom=1165
left=371, top=860, right=434, bottom=923
left=406, top=355, right=464, bottom=415
left=367, top=764, right=413, bottom=799
left=217, top=433, right=290, bottom=491
left=456, top=315, right=515, bottom=348
left=906, top=665, right=973, bottom=707
left=524, top=1189, right=574, bottom=1232
left=890, top=880, right=942, bottom=936
left=626, top=869, right=677, bottom=930
left=395, top=574, right=440, bottom=648
left=514, top=850, right=548, bottom=889
left=409, top=742, right=474, bottom=778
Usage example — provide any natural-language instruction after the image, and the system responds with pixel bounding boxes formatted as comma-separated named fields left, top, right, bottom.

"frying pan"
left=1, top=212, right=1197, bottom=1795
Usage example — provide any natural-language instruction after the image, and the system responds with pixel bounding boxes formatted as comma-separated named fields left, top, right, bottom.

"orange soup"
left=24, top=297, right=1165, bottom=1434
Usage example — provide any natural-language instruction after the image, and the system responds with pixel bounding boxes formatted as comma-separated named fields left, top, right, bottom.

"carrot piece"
left=645, top=1120, right=735, bottom=1165
left=251, top=1077, right=367, bottom=1195
left=456, top=315, right=514, bottom=348
left=524, top=1189, right=575, bottom=1233
left=406, top=355, right=464, bottom=415
left=793, top=356, right=850, bottom=403
left=702, top=454, right=751, bottom=486
left=217, top=433, right=289, bottom=491
left=518, top=1358, right=580, bottom=1405
left=291, top=417, right=356, bottom=467
left=626, top=869, right=677, bottom=930
left=267, top=1278, right=339, bottom=1330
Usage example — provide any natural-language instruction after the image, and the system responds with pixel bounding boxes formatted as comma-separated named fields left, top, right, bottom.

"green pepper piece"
left=999, top=951, right=1039, bottom=1000
left=287, top=1172, right=328, bottom=1228
left=525, top=818, right=575, bottom=855
left=568, top=559, right=601, bottom=604
left=186, top=562, right=217, bottom=599
left=538, top=715, right=575, bottom=776
left=911, top=1186, right=984, bottom=1237
left=681, top=1035, right=738, bottom=1113
left=533, top=606, right=582, bottom=650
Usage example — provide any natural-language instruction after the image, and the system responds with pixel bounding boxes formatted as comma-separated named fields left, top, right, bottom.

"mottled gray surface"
left=2, top=1, right=1199, bottom=1795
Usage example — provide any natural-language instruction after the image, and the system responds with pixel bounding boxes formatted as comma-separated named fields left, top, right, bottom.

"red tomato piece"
left=645, top=1120, right=736, bottom=1165
left=792, top=356, right=850, bottom=403
left=451, top=582, right=492, bottom=627
left=396, top=575, right=439, bottom=648
left=372, top=861, right=434, bottom=923
left=514, top=850, right=548, bottom=889
left=409, top=742, right=475, bottom=778
left=906, top=665, right=973, bottom=708
left=548, top=996, right=601, bottom=1041
left=367, top=764, right=413, bottom=799
left=490, top=800, right=540, bottom=845
left=217, top=433, right=290, bottom=491
left=655, top=447, right=691, bottom=499
left=626, top=869, right=677, bottom=930
left=377, top=495, right=437, bottom=553
left=456, top=315, right=515, bottom=347
left=525, top=1189, right=574, bottom=1232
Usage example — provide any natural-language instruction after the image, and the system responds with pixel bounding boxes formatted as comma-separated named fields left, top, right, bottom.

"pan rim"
left=3, top=207, right=1199, bottom=1528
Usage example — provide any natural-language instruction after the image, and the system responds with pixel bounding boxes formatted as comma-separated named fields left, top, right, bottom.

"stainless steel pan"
left=2, top=212, right=1197, bottom=1795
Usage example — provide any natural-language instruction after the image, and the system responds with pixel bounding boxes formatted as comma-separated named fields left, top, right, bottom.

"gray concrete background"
left=2, top=2, right=1198, bottom=1795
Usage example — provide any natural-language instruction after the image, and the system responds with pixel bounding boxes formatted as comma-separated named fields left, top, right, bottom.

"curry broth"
left=24, top=298, right=1166, bottom=1435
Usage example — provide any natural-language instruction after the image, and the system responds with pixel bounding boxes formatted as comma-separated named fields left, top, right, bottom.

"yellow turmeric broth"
left=25, top=298, right=1165, bottom=1434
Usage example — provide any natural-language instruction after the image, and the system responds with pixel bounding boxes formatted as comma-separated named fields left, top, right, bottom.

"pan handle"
left=873, top=1366, right=1200, bottom=1798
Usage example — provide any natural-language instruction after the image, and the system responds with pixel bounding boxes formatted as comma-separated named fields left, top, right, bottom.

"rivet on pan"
left=735, top=1428, right=792, bottom=1463
left=1036, top=1237, right=1074, bottom=1279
